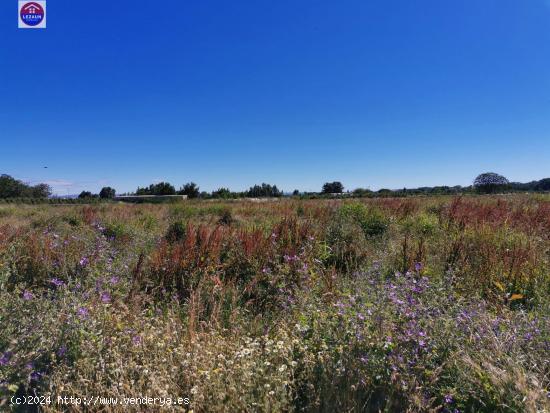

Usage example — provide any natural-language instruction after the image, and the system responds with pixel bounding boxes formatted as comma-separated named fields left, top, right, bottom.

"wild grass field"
left=0, top=195, right=549, bottom=412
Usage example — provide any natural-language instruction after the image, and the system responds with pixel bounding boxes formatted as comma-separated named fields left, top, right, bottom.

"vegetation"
left=6, top=173, right=548, bottom=204
left=99, top=186, right=116, bottom=199
left=0, top=175, right=51, bottom=199
left=136, top=182, right=176, bottom=195
left=246, top=183, right=283, bottom=198
left=211, top=187, right=233, bottom=199
left=77, top=191, right=97, bottom=199
left=474, top=172, right=510, bottom=194
left=322, top=181, right=344, bottom=194
left=178, top=182, right=200, bottom=199
left=0, top=195, right=548, bottom=412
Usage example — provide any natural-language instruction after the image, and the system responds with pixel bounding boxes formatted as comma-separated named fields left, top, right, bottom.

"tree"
left=99, top=187, right=116, bottom=199
left=135, top=182, right=176, bottom=196
left=353, top=188, right=372, bottom=197
left=246, top=183, right=283, bottom=197
left=179, top=182, right=200, bottom=198
left=151, top=182, right=176, bottom=195
left=377, top=188, right=393, bottom=196
left=292, top=189, right=300, bottom=196
left=535, top=178, right=550, bottom=191
left=0, top=175, right=51, bottom=198
left=211, top=188, right=232, bottom=199
left=473, top=172, right=509, bottom=194
left=30, top=183, right=51, bottom=198
left=78, top=191, right=94, bottom=199
left=0, top=175, right=27, bottom=198
left=322, top=182, right=344, bottom=194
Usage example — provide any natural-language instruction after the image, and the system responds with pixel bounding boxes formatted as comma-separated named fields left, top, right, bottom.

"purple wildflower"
left=30, top=371, right=41, bottom=381
left=0, top=352, right=12, bottom=366
left=109, top=276, right=119, bottom=285
left=132, top=335, right=142, bottom=346
left=100, top=292, right=111, bottom=304
left=57, top=345, right=67, bottom=357
left=79, top=257, right=89, bottom=267
left=77, top=307, right=89, bottom=319
left=283, top=254, right=298, bottom=263
left=22, top=290, right=33, bottom=300
left=50, top=278, right=64, bottom=287
left=414, top=262, right=423, bottom=272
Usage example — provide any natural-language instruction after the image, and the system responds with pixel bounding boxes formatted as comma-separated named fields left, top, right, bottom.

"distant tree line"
left=246, top=183, right=283, bottom=197
left=3, top=172, right=550, bottom=201
left=79, top=186, right=116, bottom=199
left=128, top=182, right=283, bottom=199
left=347, top=173, right=550, bottom=198
left=0, top=174, right=51, bottom=198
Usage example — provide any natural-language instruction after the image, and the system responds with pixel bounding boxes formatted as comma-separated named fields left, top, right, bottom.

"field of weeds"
left=0, top=195, right=549, bottom=412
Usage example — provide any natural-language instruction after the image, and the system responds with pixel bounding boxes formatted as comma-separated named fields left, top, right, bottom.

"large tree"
left=179, top=182, right=200, bottom=198
left=78, top=191, right=95, bottom=199
left=322, top=181, right=344, bottom=194
left=30, top=183, right=52, bottom=198
left=136, top=182, right=176, bottom=196
left=99, top=187, right=116, bottom=199
left=246, top=183, right=283, bottom=197
left=0, top=174, right=51, bottom=198
left=473, top=172, right=509, bottom=194
left=211, top=188, right=232, bottom=199
left=535, top=178, right=550, bottom=191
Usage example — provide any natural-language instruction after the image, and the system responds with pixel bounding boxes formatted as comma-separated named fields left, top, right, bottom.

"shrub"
left=165, top=221, right=187, bottom=242
left=325, top=213, right=368, bottom=271
left=218, top=209, right=234, bottom=225
left=340, top=203, right=389, bottom=237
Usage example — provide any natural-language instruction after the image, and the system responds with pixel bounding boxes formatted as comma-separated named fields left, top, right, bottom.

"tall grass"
left=0, top=195, right=549, bottom=412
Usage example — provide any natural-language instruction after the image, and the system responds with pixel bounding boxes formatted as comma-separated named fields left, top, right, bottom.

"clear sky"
left=1, top=0, right=549, bottom=195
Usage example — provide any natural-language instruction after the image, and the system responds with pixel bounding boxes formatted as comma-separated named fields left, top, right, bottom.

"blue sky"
left=1, top=0, right=549, bottom=195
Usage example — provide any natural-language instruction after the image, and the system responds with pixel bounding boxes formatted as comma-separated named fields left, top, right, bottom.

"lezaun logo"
left=18, top=1, right=46, bottom=29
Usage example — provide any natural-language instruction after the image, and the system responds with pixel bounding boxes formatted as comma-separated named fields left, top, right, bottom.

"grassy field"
left=0, top=195, right=549, bottom=412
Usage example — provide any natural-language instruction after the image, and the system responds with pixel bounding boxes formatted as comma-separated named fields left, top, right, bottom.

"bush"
left=340, top=203, right=389, bottom=237
left=218, top=209, right=234, bottom=225
left=325, top=212, right=368, bottom=271
left=165, top=221, right=187, bottom=242
left=103, top=222, right=131, bottom=242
